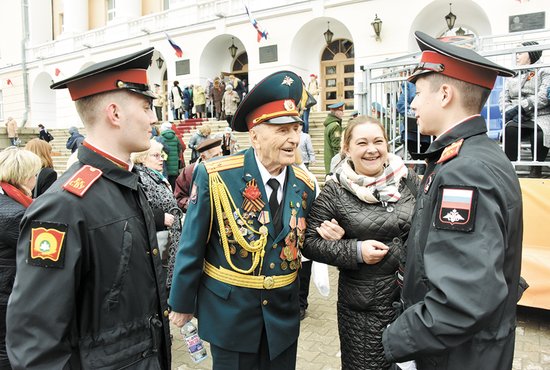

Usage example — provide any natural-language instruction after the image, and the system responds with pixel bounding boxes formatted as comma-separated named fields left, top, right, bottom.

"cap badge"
left=284, top=100, right=296, bottom=111
left=282, top=76, right=294, bottom=86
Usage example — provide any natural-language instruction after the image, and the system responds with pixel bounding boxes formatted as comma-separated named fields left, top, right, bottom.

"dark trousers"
left=0, top=304, right=11, bottom=369
left=168, top=175, right=177, bottom=190
left=154, top=106, right=163, bottom=122
left=210, top=328, right=297, bottom=370
left=504, top=122, right=549, bottom=162
left=302, top=108, right=310, bottom=133
left=299, top=260, right=312, bottom=310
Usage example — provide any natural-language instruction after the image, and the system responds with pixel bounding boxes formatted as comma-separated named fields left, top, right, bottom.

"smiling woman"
left=303, top=114, right=418, bottom=370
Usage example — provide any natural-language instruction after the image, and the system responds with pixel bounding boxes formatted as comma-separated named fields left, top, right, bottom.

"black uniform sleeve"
left=6, top=193, right=84, bottom=369
left=383, top=158, right=513, bottom=361
left=303, top=180, right=358, bottom=269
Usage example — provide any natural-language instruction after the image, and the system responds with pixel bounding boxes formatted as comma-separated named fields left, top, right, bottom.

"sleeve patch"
left=434, top=186, right=478, bottom=232
left=28, top=221, right=68, bottom=268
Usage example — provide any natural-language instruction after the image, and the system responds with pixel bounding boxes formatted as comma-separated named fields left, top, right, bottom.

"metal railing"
left=359, top=29, right=550, bottom=174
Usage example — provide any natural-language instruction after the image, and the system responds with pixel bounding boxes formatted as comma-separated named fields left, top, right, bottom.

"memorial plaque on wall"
left=175, top=60, right=190, bottom=75
left=509, top=12, right=545, bottom=33
left=259, top=45, right=278, bottom=64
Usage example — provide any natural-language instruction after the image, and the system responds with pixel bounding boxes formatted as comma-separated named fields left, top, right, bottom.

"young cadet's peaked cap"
left=409, top=31, right=516, bottom=90
left=231, top=70, right=303, bottom=132
left=197, top=137, right=222, bottom=153
left=50, top=47, right=157, bottom=101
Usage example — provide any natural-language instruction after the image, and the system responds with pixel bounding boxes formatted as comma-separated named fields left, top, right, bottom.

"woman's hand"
left=316, top=219, right=345, bottom=241
left=360, top=240, right=389, bottom=264
left=164, top=213, right=175, bottom=227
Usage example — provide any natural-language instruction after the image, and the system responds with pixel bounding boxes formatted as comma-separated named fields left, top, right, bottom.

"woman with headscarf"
left=502, top=41, right=550, bottom=177
left=303, top=116, right=419, bottom=370
left=0, top=147, right=41, bottom=368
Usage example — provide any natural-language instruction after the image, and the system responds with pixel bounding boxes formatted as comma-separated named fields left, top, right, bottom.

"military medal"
left=297, top=217, right=306, bottom=231
left=242, top=179, right=265, bottom=213
left=258, top=211, right=270, bottom=225
left=229, top=245, right=237, bottom=255
left=280, top=261, right=288, bottom=270
left=289, top=209, right=297, bottom=229
left=302, top=191, right=308, bottom=209
left=239, top=248, right=249, bottom=258
left=259, top=225, right=268, bottom=235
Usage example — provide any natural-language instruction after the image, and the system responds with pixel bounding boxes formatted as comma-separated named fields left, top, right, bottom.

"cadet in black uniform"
left=6, top=48, right=171, bottom=369
left=382, top=32, right=523, bottom=370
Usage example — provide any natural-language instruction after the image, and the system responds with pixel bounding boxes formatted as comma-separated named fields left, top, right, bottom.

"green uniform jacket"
left=169, top=148, right=316, bottom=359
left=323, top=113, right=342, bottom=173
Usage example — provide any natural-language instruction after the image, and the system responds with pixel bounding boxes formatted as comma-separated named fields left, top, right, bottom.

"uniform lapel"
left=273, top=166, right=302, bottom=244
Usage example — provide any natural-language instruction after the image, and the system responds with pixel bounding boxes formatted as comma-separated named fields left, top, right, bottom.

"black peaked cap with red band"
left=409, top=31, right=516, bottom=90
left=50, top=47, right=156, bottom=101
left=231, top=70, right=303, bottom=132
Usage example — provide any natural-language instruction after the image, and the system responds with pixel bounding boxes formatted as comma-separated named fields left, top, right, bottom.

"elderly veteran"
left=169, top=71, right=317, bottom=369
left=6, top=48, right=171, bottom=369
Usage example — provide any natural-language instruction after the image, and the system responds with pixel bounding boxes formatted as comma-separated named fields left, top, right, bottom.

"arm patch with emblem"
left=28, top=221, right=68, bottom=268
left=434, top=186, right=478, bottom=232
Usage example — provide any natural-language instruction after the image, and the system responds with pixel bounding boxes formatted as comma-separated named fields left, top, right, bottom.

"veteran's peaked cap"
left=410, top=31, right=516, bottom=89
left=51, top=47, right=156, bottom=101
left=231, top=70, right=303, bottom=132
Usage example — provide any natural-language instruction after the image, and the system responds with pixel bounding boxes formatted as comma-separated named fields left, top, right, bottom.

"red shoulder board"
left=436, top=139, right=464, bottom=164
left=63, top=165, right=103, bottom=197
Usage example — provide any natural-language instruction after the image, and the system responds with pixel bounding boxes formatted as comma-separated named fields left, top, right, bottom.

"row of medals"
left=222, top=193, right=308, bottom=272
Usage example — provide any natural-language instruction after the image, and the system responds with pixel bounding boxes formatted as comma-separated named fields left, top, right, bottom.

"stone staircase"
left=50, top=111, right=354, bottom=186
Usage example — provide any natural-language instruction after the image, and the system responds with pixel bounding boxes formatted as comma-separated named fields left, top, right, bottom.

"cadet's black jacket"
left=383, top=116, right=523, bottom=370
left=6, top=145, right=171, bottom=370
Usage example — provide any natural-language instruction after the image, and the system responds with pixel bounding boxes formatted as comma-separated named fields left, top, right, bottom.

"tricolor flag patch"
left=28, top=221, right=68, bottom=268
left=435, top=186, right=478, bottom=232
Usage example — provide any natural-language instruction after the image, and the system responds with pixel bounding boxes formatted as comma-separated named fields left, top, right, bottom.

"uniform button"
left=393, top=237, right=401, bottom=244
left=262, top=300, right=268, bottom=306
left=163, top=310, right=169, bottom=318
left=272, top=244, right=277, bottom=249
left=269, top=262, right=275, bottom=269
left=152, top=248, right=159, bottom=256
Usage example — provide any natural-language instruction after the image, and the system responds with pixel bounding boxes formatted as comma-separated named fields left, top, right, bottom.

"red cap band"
left=246, top=99, right=299, bottom=129
left=66, top=69, right=148, bottom=101
left=418, top=51, right=497, bottom=89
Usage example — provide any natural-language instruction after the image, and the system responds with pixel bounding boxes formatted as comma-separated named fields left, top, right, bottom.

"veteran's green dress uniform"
left=169, top=148, right=316, bottom=359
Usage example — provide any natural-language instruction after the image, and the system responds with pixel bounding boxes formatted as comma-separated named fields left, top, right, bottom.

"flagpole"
left=20, top=0, right=31, bottom=128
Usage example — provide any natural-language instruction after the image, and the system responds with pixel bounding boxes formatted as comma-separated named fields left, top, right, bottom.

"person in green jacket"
left=160, top=122, right=182, bottom=189
left=323, top=102, right=344, bottom=173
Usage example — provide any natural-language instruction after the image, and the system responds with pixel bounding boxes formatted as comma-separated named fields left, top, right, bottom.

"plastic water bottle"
left=181, top=321, right=208, bottom=363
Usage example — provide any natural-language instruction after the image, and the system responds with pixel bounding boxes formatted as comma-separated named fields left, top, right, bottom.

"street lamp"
left=156, top=56, right=164, bottom=69
left=445, top=3, right=457, bottom=31
left=455, top=27, right=466, bottom=36
left=228, top=37, right=238, bottom=58
left=324, top=21, right=334, bottom=45
left=371, top=14, right=382, bottom=41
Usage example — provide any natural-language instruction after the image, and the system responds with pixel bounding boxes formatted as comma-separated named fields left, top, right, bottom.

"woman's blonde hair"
left=342, top=115, right=388, bottom=152
left=131, top=140, right=164, bottom=164
left=198, top=124, right=211, bottom=136
left=25, top=138, right=54, bottom=168
left=0, top=147, right=42, bottom=189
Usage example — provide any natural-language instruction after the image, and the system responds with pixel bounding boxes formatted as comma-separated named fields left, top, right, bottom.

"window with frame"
left=107, top=0, right=116, bottom=22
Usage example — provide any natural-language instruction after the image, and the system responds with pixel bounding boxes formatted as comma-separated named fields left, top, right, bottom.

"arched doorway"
left=231, top=52, right=248, bottom=83
left=31, top=72, right=56, bottom=128
left=321, top=39, right=354, bottom=110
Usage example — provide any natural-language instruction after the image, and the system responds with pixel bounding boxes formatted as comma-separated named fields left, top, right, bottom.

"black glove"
left=503, top=106, right=519, bottom=123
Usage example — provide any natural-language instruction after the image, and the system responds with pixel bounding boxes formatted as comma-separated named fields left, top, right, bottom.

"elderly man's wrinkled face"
left=250, top=122, right=301, bottom=175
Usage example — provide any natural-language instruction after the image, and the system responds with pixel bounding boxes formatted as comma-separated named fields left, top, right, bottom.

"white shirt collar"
left=254, top=151, right=287, bottom=201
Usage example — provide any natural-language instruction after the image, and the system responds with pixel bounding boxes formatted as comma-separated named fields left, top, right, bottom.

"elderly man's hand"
left=164, top=213, right=175, bottom=227
left=169, top=311, right=194, bottom=327
left=360, top=240, right=389, bottom=264
left=316, top=219, right=345, bottom=241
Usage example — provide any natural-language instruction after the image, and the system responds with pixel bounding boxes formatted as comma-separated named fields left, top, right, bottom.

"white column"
left=115, top=0, right=141, bottom=22
left=62, top=0, right=88, bottom=35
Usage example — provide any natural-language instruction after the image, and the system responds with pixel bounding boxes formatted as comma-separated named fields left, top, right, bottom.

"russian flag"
left=165, top=33, right=183, bottom=58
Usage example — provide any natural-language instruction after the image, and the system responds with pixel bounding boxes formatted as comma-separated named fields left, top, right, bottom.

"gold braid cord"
left=209, top=172, right=268, bottom=274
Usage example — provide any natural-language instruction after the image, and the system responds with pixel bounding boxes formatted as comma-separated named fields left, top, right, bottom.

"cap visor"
left=262, top=116, right=303, bottom=125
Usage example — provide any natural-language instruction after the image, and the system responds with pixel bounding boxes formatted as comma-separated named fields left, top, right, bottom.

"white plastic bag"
left=311, top=262, right=330, bottom=297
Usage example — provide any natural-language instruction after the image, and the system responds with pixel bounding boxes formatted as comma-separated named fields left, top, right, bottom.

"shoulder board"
left=436, top=138, right=464, bottom=164
left=204, top=154, right=244, bottom=174
left=292, top=165, right=315, bottom=191
left=63, top=165, right=103, bottom=197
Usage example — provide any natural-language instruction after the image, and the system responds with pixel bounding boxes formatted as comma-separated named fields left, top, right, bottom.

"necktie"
left=267, top=178, right=282, bottom=234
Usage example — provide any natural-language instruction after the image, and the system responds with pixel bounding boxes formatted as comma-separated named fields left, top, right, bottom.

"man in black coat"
left=6, top=48, right=171, bottom=369
left=382, top=32, right=523, bottom=370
